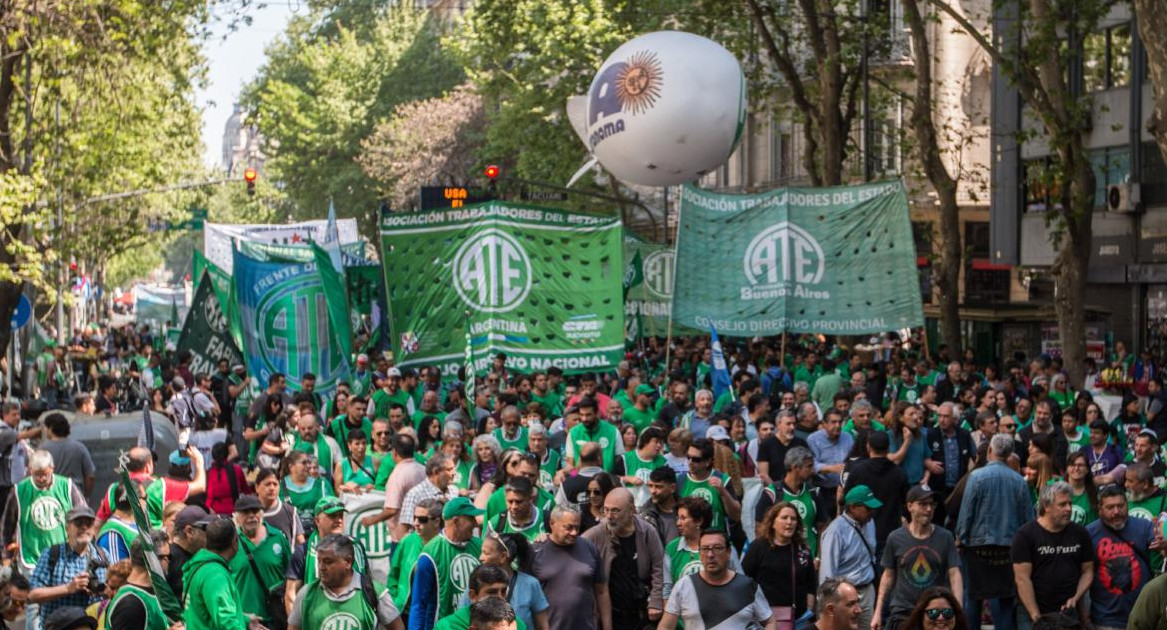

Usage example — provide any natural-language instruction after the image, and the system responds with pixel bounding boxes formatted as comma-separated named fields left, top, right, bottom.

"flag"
left=709, top=322, right=732, bottom=402
left=118, top=462, right=182, bottom=621
left=623, top=248, right=643, bottom=298
left=324, top=199, right=340, bottom=245
left=140, top=406, right=155, bottom=454
left=312, top=241, right=354, bottom=367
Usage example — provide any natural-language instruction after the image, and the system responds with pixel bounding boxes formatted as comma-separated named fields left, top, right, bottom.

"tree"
left=0, top=0, right=212, bottom=351
left=1135, top=0, right=1167, bottom=166
left=244, top=3, right=464, bottom=228
left=358, top=83, right=487, bottom=210
left=930, top=0, right=1110, bottom=385
left=741, top=0, right=868, bottom=186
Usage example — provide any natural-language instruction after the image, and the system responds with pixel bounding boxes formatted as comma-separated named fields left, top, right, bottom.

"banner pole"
left=664, top=187, right=685, bottom=384
left=780, top=332, right=788, bottom=370
left=921, top=326, right=932, bottom=361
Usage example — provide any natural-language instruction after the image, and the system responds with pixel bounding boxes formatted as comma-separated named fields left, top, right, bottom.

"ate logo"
left=30, top=496, right=63, bottom=530
left=449, top=553, right=480, bottom=595
left=741, top=222, right=830, bottom=301
left=643, top=250, right=674, bottom=298
left=320, top=613, right=361, bottom=630
left=203, top=291, right=228, bottom=334
left=256, top=276, right=346, bottom=391
left=453, top=229, right=532, bottom=313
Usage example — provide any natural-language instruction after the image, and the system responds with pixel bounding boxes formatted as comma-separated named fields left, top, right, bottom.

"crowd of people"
left=2, top=325, right=1167, bottom=630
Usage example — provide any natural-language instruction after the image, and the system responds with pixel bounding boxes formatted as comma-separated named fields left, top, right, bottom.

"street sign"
left=11, top=294, right=30, bottom=330
left=520, top=188, right=569, bottom=203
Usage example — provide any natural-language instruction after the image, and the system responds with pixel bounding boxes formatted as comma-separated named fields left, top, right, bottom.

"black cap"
left=234, top=495, right=262, bottom=512
left=174, top=505, right=212, bottom=530
left=906, top=485, right=940, bottom=504
left=42, top=607, right=97, bottom=630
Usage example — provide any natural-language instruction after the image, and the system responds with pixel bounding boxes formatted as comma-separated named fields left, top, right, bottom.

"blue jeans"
left=967, top=597, right=1017, bottom=630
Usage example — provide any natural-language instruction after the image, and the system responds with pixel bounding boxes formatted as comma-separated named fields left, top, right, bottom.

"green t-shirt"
left=485, top=506, right=547, bottom=542
left=484, top=487, right=556, bottom=527
left=620, top=451, right=667, bottom=507
left=1129, top=492, right=1167, bottom=573
left=793, top=365, right=823, bottom=389
left=665, top=537, right=702, bottom=585
left=329, top=416, right=374, bottom=460
left=622, top=405, right=655, bottom=434
left=567, top=421, right=620, bottom=471
left=537, top=450, right=562, bottom=492
left=374, top=455, right=397, bottom=491
left=299, top=576, right=387, bottom=630
left=530, top=391, right=562, bottom=418
left=106, top=584, right=169, bottom=630
left=679, top=471, right=730, bottom=532
left=229, top=525, right=291, bottom=622
left=371, top=387, right=413, bottom=419
left=418, top=534, right=482, bottom=620
left=1069, top=488, right=1097, bottom=526
left=389, top=532, right=425, bottom=611
left=842, top=419, right=887, bottom=436
left=434, top=606, right=528, bottom=630
left=412, top=409, right=448, bottom=431
left=280, top=476, right=333, bottom=516
left=342, top=456, right=378, bottom=486
left=767, top=482, right=820, bottom=555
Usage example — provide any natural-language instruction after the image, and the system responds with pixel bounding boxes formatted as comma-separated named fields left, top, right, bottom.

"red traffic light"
left=484, top=165, right=500, bottom=180
left=243, top=168, right=258, bottom=183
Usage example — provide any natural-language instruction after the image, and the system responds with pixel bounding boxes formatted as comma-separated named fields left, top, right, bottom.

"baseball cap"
left=387, top=367, right=402, bottom=378
left=65, top=506, right=95, bottom=523
left=844, top=485, right=883, bottom=509
left=235, top=495, right=262, bottom=512
left=443, top=497, right=485, bottom=520
left=314, top=496, right=346, bottom=517
left=706, top=426, right=731, bottom=442
left=42, top=607, right=97, bottom=630
left=174, top=505, right=212, bottom=530
left=906, top=485, right=939, bottom=504
left=635, top=384, right=654, bottom=396
left=169, top=450, right=190, bottom=466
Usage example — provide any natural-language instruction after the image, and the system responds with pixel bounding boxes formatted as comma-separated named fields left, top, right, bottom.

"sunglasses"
left=414, top=516, right=433, bottom=524
left=1001, top=423, right=1016, bottom=429
left=687, top=455, right=708, bottom=462
left=925, top=608, right=955, bottom=621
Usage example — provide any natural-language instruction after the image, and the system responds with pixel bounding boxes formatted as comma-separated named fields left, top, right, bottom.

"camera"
left=86, top=551, right=109, bottom=596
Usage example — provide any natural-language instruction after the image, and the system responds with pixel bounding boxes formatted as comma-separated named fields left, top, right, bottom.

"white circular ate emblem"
left=452, top=229, right=532, bottom=313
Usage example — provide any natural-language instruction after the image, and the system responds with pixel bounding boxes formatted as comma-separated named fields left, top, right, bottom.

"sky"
left=197, top=2, right=297, bottom=169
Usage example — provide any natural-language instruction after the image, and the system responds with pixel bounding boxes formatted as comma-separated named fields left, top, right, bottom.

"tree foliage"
left=243, top=3, right=464, bottom=226
left=358, top=83, right=487, bottom=210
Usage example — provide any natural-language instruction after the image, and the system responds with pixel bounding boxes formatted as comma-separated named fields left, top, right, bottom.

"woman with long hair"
left=475, top=447, right=524, bottom=509
left=888, top=402, right=930, bottom=485
left=325, top=390, right=348, bottom=426
left=664, top=496, right=742, bottom=600
left=278, top=449, right=334, bottom=530
left=1023, top=452, right=1058, bottom=507
left=204, top=441, right=250, bottom=514
left=475, top=533, right=551, bottom=630
left=901, top=587, right=969, bottom=630
left=742, top=502, right=816, bottom=624
left=580, top=472, right=617, bottom=533
left=1064, top=450, right=1099, bottom=526
left=415, top=415, right=443, bottom=460
left=994, top=390, right=1013, bottom=418
left=620, top=423, right=638, bottom=454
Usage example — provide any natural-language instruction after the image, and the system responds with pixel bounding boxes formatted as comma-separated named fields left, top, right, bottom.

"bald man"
left=583, top=487, right=665, bottom=629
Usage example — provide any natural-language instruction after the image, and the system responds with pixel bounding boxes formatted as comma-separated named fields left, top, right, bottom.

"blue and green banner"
left=233, top=249, right=352, bottom=395
left=673, top=181, right=923, bottom=335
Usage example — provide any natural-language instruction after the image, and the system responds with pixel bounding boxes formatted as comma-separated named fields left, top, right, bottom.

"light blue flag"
left=709, top=322, right=732, bottom=401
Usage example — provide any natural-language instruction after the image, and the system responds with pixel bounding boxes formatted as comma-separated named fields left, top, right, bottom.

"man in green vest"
left=328, top=396, right=373, bottom=460
left=388, top=498, right=445, bottom=614
left=411, top=391, right=447, bottom=431
left=229, top=495, right=290, bottom=627
left=433, top=566, right=525, bottom=630
left=678, top=438, right=741, bottom=533
left=293, top=414, right=342, bottom=480
left=104, top=532, right=173, bottom=630
left=409, top=497, right=484, bottom=630
left=621, top=385, right=656, bottom=435
left=284, top=496, right=353, bottom=612
left=484, top=478, right=547, bottom=542
left=372, top=368, right=415, bottom=418
left=492, top=407, right=528, bottom=453
left=566, top=398, right=622, bottom=471
left=288, top=534, right=403, bottom=630
left=183, top=518, right=259, bottom=630
left=5, top=450, right=85, bottom=573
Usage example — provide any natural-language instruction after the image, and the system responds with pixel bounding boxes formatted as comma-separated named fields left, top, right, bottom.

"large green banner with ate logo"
left=379, top=202, right=624, bottom=375
left=623, top=235, right=700, bottom=337
left=233, top=249, right=351, bottom=395
left=673, top=181, right=923, bottom=335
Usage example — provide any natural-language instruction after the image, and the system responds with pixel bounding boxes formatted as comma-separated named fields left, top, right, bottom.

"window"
left=1090, top=147, right=1130, bottom=208
left=869, top=118, right=901, bottom=176
left=1023, top=157, right=1063, bottom=213
left=1083, top=23, right=1132, bottom=92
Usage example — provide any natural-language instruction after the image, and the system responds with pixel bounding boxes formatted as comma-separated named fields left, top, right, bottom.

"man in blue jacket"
left=956, top=434, right=1034, bottom=630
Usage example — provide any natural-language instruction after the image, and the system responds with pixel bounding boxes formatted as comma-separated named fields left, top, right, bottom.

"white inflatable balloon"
left=584, top=31, right=747, bottom=187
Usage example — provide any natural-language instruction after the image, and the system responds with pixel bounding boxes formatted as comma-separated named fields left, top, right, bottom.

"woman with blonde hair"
left=1023, top=451, right=1058, bottom=507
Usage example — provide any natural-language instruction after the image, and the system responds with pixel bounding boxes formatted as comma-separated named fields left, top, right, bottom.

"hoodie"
left=182, top=548, right=249, bottom=630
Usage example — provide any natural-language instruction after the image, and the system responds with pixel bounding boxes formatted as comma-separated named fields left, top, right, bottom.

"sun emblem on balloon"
left=616, top=51, right=663, bottom=115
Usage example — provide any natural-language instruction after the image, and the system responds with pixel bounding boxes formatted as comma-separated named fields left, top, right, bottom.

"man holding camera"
left=28, top=507, right=109, bottom=630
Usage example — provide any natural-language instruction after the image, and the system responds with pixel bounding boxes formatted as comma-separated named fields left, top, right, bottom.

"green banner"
left=623, top=235, right=695, bottom=338
left=379, top=202, right=625, bottom=375
left=673, top=181, right=923, bottom=335
left=192, top=250, right=232, bottom=320
left=347, top=264, right=387, bottom=354
left=312, top=242, right=355, bottom=359
left=238, top=240, right=367, bottom=265
left=233, top=249, right=352, bottom=395
left=177, top=272, right=244, bottom=376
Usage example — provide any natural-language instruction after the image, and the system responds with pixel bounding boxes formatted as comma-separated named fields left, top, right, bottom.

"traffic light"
left=484, top=164, right=500, bottom=181
left=243, top=167, right=258, bottom=196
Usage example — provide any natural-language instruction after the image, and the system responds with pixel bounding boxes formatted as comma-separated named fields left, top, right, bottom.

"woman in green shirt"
left=1064, top=450, right=1099, bottom=526
left=335, top=431, right=377, bottom=493
left=279, top=450, right=334, bottom=517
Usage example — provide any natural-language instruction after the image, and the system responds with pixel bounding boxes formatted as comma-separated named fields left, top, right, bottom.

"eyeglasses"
left=699, top=545, right=728, bottom=554
left=374, top=431, right=389, bottom=436
left=925, top=608, right=955, bottom=621
left=687, top=455, right=708, bottom=462
left=414, top=516, right=433, bottom=524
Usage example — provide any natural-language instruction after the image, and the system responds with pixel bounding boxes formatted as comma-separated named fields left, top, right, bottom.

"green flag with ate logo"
left=379, top=202, right=624, bottom=375
left=623, top=235, right=700, bottom=338
left=673, top=180, right=923, bottom=335
left=233, top=248, right=352, bottom=395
